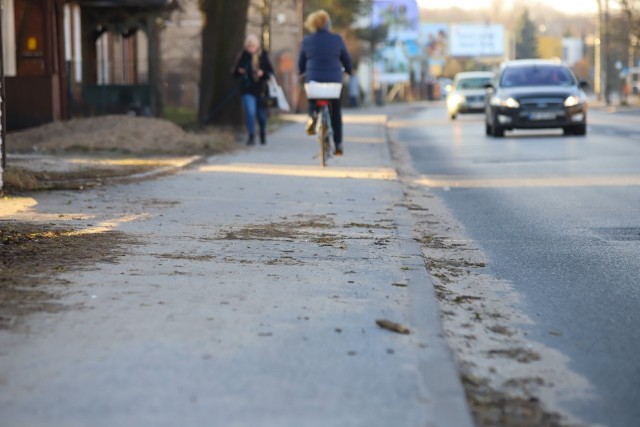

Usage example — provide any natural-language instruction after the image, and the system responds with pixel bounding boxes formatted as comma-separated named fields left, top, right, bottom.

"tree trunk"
left=199, top=0, right=250, bottom=127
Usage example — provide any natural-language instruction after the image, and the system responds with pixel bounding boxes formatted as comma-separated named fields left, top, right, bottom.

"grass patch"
left=163, top=105, right=198, bottom=129
left=2, top=167, right=39, bottom=191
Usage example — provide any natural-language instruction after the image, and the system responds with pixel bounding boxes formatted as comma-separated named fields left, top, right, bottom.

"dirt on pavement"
left=387, top=127, right=585, bottom=427
left=2, top=115, right=237, bottom=193
left=6, top=115, right=234, bottom=155
left=0, top=222, right=131, bottom=330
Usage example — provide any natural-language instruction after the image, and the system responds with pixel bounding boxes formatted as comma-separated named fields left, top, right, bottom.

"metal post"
left=595, top=0, right=602, bottom=100
left=626, top=9, right=634, bottom=105
left=1, top=1, right=6, bottom=172
left=604, top=0, right=610, bottom=105
left=295, top=0, right=304, bottom=112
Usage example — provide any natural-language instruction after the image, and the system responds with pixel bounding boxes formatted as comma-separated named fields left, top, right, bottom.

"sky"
left=416, top=0, right=598, bottom=14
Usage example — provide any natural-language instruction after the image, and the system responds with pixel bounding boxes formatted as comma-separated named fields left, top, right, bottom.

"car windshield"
left=455, top=77, right=492, bottom=90
left=500, top=65, right=576, bottom=87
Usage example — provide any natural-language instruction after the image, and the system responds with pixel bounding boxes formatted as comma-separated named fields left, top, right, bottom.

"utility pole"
left=295, top=0, right=304, bottom=112
left=259, top=0, right=272, bottom=52
left=0, top=1, right=6, bottom=178
left=595, top=0, right=611, bottom=104
left=595, top=0, right=602, bottom=100
left=604, top=0, right=610, bottom=105
left=624, top=6, right=632, bottom=105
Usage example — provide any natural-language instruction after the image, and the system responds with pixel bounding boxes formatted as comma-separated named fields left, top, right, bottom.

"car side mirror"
left=484, top=83, right=494, bottom=89
left=579, top=80, right=588, bottom=89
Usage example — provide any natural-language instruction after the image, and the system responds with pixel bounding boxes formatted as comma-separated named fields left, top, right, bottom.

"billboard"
left=372, top=0, right=420, bottom=83
left=449, top=24, right=504, bottom=57
left=420, top=23, right=448, bottom=76
left=372, top=0, right=420, bottom=32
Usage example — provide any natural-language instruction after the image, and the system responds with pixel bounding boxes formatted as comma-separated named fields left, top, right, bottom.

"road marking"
left=200, top=163, right=398, bottom=181
left=67, top=214, right=151, bottom=235
left=415, top=175, right=640, bottom=188
left=279, top=114, right=388, bottom=125
left=0, top=197, right=38, bottom=216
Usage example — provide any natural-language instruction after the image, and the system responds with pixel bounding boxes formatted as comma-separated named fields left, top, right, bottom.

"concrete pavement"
left=0, top=109, right=473, bottom=426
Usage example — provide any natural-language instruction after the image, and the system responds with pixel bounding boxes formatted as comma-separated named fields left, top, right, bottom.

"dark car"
left=485, top=59, right=588, bottom=137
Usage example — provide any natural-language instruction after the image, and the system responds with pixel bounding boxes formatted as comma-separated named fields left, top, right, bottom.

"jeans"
left=242, top=94, right=267, bottom=136
left=308, top=98, right=342, bottom=144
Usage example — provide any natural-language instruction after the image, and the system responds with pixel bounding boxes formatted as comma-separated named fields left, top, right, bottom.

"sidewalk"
left=587, top=93, right=640, bottom=113
left=0, top=111, right=472, bottom=427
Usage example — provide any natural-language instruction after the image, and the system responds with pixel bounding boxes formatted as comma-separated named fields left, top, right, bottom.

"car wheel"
left=485, top=122, right=492, bottom=136
left=450, top=113, right=457, bottom=120
left=492, top=123, right=505, bottom=137
left=562, top=126, right=573, bottom=136
left=573, top=123, right=587, bottom=136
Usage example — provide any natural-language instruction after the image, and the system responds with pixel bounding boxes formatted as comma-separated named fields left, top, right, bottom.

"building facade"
left=2, top=0, right=67, bottom=130
left=161, top=0, right=303, bottom=114
left=0, top=0, right=174, bottom=131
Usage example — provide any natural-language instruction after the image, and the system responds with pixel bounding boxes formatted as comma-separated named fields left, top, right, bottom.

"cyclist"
left=298, top=10, right=352, bottom=155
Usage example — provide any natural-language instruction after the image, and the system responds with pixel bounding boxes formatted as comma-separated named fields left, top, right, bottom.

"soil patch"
left=387, top=133, right=588, bottom=426
left=219, top=217, right=340, bottom=245
left=462, top=374, right=569, bottom=427
left=0, top=222, right=130, bottom=329
left=3, top=164, right=158, bottom=191
left=6, top=115, right=235, bottom=155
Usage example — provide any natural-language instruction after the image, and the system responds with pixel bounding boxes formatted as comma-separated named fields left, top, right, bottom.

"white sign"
left=449, top=24, right=504, bottom=57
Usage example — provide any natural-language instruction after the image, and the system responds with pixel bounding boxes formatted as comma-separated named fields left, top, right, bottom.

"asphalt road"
left=394, top=104, right=640, bottom=427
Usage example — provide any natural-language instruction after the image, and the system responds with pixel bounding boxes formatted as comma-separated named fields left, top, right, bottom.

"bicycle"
left=304, top=82, right=342, bottom=167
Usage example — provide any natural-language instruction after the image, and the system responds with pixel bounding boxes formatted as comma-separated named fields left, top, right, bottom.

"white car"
left=446, top=71, right=494, bottom=120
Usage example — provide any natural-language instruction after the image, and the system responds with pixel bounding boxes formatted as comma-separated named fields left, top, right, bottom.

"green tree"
left=355, top=24, right=388, bottom=55
left=515, top=8, right=538, bottom=59
left=198, top=0, right=250, bottom=127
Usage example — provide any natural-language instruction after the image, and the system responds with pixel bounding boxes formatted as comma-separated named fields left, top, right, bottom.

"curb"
left=5, top=155, right=206, bottom=192
left=109, top=155, right=204, bottom=184
left=394, top=204, right=476, bottom=427
left=383, top=113, right=475, bottom=427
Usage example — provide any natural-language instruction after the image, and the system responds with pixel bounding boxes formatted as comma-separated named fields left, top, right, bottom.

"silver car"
left=446, top=71, right=494, bottom=120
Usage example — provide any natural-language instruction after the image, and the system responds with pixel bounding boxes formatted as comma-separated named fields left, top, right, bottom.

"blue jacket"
left=298, top=30, right=352, bottom=83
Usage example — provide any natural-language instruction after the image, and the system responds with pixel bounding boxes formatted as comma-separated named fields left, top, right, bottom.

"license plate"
left=529, top=111, right=559, bottom=120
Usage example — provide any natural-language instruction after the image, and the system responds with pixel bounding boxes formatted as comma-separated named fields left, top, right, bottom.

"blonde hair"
left=305, top=10, right=331, bottom=33
left=244, top=33, right=260, bottom=49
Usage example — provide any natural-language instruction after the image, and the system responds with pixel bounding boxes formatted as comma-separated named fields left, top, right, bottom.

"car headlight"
left=564, top=95, right=582, bottom=107
left=490, top=96, right=520, bottom=108
left=448, top=94, right=466, bottom=106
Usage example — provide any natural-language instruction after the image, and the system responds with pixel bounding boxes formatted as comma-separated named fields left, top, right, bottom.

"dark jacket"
left=232, top=50, right=274, bottom=97
left=298, top=29, right=352, bottom=83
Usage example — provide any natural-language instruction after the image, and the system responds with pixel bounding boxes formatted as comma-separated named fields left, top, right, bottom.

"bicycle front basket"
left=304, top=82, right=343, bottom=99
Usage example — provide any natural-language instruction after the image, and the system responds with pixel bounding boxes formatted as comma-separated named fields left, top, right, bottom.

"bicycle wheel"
left=319, top=113, right=330, bottom=167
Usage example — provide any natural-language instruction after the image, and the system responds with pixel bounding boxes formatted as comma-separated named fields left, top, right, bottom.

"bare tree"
left=198, top=0, right=251, bottom=127
left=618, top=1, right=640, bottom=43
left=617, top=0, right=640, bottom=102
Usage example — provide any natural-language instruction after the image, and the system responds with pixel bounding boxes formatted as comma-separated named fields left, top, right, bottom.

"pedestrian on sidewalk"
left=232, top=34, right=274, bottom=145
left=298, top=10, right=352, bottom=155
left=348, top=69, right=362, bottom=108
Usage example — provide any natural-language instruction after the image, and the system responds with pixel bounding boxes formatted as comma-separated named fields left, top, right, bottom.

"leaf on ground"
left=376, top=319, right=410, bottom=335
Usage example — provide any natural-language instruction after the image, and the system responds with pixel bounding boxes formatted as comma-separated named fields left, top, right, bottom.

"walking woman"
left=233, top=34, right=274, bottom=145
left=298, top=10, right=352, bottom=155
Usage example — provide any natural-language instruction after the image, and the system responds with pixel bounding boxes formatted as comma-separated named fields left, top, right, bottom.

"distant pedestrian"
left=232, top=34, right=274, bottom=145
left=348, top=70, right=361, bottom=108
